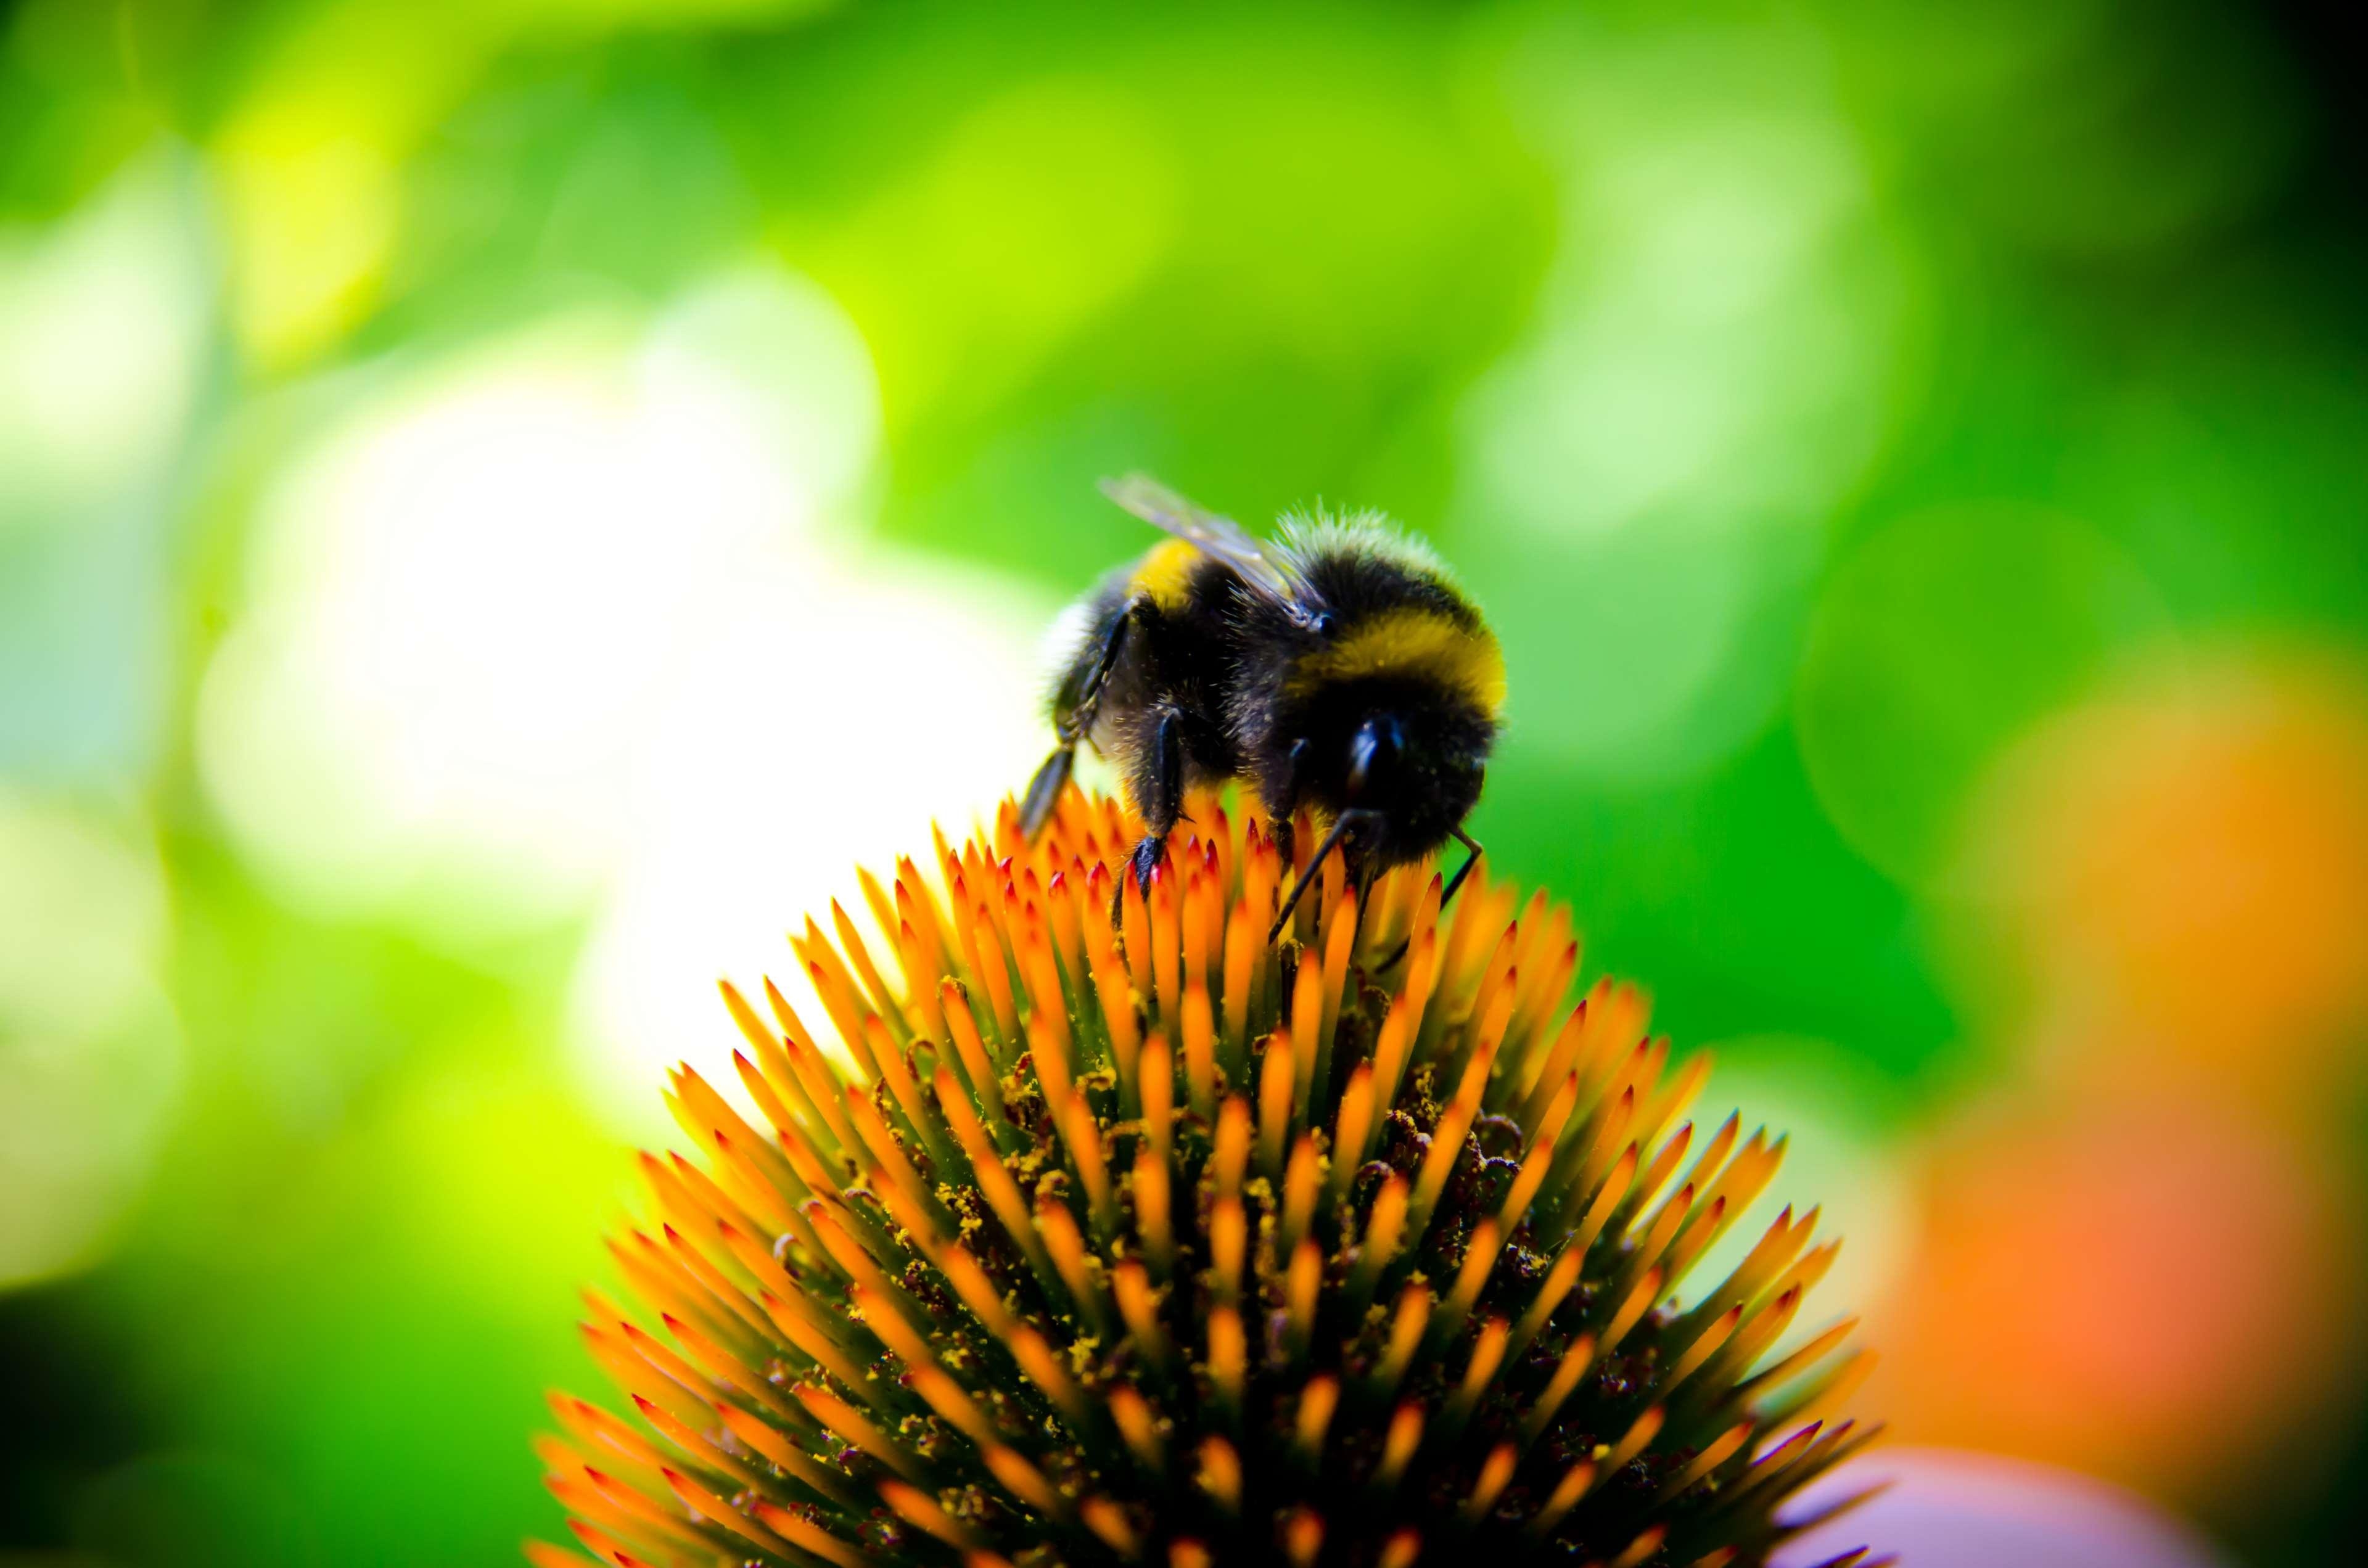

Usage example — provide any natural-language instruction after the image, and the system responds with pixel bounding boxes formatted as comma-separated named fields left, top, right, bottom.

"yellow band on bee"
left=1288, top=607, right=1506, bottom=713
left=1130, top=539, right=1204, bottom=613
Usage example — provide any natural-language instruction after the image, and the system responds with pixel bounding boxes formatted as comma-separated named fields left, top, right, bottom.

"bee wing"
left=1099, top=473, right=1317, bottom=623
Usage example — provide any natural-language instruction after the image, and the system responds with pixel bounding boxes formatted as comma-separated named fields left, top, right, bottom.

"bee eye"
left=1310, top=612, right=1337, bottom=639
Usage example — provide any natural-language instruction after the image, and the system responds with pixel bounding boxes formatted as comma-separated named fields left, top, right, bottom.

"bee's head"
left=1304, top=695, right=1492, bottom=869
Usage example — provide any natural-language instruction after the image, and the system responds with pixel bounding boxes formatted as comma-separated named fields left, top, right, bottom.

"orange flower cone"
left=530, top=789, right=1876, bottom=1568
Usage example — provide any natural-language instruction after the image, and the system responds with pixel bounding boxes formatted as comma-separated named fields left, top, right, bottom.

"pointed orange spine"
left=1138, top=1040, right=1175, bottom=1194
left=718, top=980, right=832, bottom=1153
left=1289, top=945, right=1325, bottom=1112
left=1121, top=863, right=1153, bottom=1000
left=1603, top=1404, right=1666, bottom=1474
left=1220, top=898, right=1256, bottom=1068
left=1500, top=1072, right=1579, bottom=1230
left=1059, top=1088, right=1118, bottom=1236
left=1150, top=861, right=1182, bottom=1033
left=1283, top=1238, right=1321, bottom=1361
left=1529, top=1459, right=1597, bottom=1536
left=1433, top=1218, right=1502, bottom=1348
left=1112, top=1258, right=1172, bottom=1368
left=1108, top=1387, right=1164, bottom=1471
left=1441, top=1316, right=1510, bottom=1434
left=1137, top=1141, right=1174, bottom=1279
left=1035, top=1192, right=1106, bottom=1330
left=1375, top=1402, right=1424, bottom=1487
left=1027, top=1009, right=1074, bottom=1126
left=1370, top=989, right=1418, bottom=1114
left=1209, top=1196, right=1246, bottom=1307
left=881, top=1480, right=981, bottom=1551
left=1197, top=1435, right=1242, bottom=1512
left=940, top=978, right=1010, bottom=1130
left=1212, top=1094, right=1251, bottom=1201
left=1463, top=1440, right=1519, bottom=1524
left=966, top=918, right=1020, bottom=1047
left=670, top=1064, right=799, bottom=1201
left=1044, top=868, right=1085, bottom=982
left=1182, top=859, right=1213, bottom=995
left=1515, top=1001, right=1590, bottom=1131
left=929, top=1067, right=1056, bottom=1284
left=1284, top=1506, right=1323, bottom=1568
left=1406, top=1029, right=1500, bottom=1245
left=1093, top=956, right=1141, bottom=1098
left=1373, top=1285, right=1430, bottom=1400
left=1207, top=1307, right=1246, bottom=1406
left=1181, top=982, right=1218, bottom=1119
left=1294, top=1374, right=1339, bottom=1459
left=1257, top=1027, right=1296, bottom=1181
left=1278, top=1135, right=1320, bottom=1259
left=1520, top=1331, right=1600, bottom=1445
left=1507, top=1244, right=1584, bottom=1363
left=1331, top=1062, right=1376, bottom=1199
left=1600, top=1267, right=1665, bottom=1357
left=1317, top=884, right=1356, bottom=1067
left=1346, top=1173, right=1408, bottom=1311
left=746, top=1498, right=866, bottom=1568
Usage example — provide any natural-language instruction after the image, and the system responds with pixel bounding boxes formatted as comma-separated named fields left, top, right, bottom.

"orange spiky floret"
left=531, top=789, right=1879, bottom=1568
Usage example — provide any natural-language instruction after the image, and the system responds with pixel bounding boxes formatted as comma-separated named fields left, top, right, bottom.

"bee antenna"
left=1267, top=810, right=1370, bottom=946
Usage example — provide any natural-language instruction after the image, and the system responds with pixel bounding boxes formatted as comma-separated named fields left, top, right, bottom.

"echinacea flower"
left=530, top=789, right=1878, bottom=1568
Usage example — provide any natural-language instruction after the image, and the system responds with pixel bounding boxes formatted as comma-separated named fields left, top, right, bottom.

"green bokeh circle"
left=1794, top=503, right=2171, bottom=886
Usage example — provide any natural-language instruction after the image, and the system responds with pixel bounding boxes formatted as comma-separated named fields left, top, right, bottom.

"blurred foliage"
left=2, top=2, right=2366, bottom=1567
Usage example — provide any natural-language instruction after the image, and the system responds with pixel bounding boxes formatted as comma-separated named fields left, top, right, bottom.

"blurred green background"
left=3, top=1, right=2366, bottom=1565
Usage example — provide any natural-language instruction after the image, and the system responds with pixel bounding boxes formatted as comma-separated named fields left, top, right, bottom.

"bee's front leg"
left=1111, top=708, right=1185, bottom=924
left=1125, top=835, right=1167, bottom=899
left=1266, top=736, right=1309, bottom=872
left=1028, top=597, right=1145, bottom=842
left=1374, top=827, right=1483, bottom=970
left=1019, top=746, right=1075, bottom=840
left=1058, top=599, right=1140, bottom=744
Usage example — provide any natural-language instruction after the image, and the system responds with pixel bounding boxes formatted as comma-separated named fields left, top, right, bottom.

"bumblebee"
left=1021, top=475, right=1503, bottom=939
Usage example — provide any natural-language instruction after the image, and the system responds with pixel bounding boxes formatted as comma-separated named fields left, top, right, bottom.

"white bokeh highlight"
left=0, top=795, right=183, bottom=1287
left=0, top=150, right=212, bottom=520
left=1458, top=26, right=1915, bottom=785
left=197, top=264, right=1053, bottom=1130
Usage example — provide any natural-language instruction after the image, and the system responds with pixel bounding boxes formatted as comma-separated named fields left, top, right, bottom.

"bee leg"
left=1108, top=835, right=1170, bottom=925
left=1019, top=745, right=1075, bottom=840
left=1267, top=808, right=1366, bottom=946
left=1374, top=827, right=1482, bottom=971
left=1111, top=707, right=1185, bottom=924
left=1438, top=826, right=1485, bottom=911
left=1033, top=597, right=1137, bottom=845
left=1265, top=738, right=1309, bottom=871
left=1054, top=596, right=1140, bottom=745
left=1129, top=834, right=1167, bottom=895
left=1349, top=851, right=1379, bottom=953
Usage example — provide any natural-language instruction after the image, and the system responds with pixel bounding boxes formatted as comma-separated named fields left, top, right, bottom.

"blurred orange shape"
left=1868, top=1094, right=2364, bottom=1510
left=1962, top=651, right=2368, bottom=1115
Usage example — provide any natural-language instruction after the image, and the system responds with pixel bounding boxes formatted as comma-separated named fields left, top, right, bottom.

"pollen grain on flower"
left=531, top=789, right=1876, bottom=1567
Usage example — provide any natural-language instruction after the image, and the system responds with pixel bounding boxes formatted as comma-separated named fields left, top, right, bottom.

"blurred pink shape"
left=1774, top=1446, right=2226, bottom=1568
